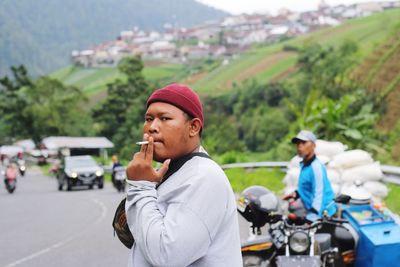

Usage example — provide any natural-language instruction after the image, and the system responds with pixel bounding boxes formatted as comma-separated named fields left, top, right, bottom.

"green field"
left=52, top=63, right=185, bottom=99
left=142, top=63, right=184, bottom=81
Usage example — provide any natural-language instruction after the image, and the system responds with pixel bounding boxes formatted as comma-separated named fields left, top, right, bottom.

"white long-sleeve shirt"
left=125, top=156, right=242, bottom=267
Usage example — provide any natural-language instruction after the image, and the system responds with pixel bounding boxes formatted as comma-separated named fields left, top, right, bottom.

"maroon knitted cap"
left=146, top=83, right=204, bottom=128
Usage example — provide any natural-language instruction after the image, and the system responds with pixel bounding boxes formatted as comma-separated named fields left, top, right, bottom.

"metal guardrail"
left=221, top=161, right=289, bottom=169
left=381, top=165, right=400, bottom=185
left=221, top=161, right=400, bottom=185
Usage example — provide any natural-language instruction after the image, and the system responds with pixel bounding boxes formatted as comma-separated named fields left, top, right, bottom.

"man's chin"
left=153, top=152, right=167, bottom=163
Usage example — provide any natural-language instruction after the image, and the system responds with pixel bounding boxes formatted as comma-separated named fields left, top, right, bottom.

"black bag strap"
left=156, top=152, right=210, bottom=188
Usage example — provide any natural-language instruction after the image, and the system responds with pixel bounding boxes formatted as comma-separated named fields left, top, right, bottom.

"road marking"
left=4, top=197, right=108, bottom=267
left=92, top=197, right=108, bottom=225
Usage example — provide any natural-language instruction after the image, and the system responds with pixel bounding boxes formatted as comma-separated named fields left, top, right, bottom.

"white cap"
left=291, top=130, right=317, bottom=143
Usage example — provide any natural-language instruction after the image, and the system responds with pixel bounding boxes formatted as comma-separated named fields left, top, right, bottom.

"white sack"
left=283, top=168, right=300, bottom=188
left=363, top=181, right=389, bottom=199
left=331, top=182, right=341, bottom=195
left=331, top=149, right=373, bottom=169
left=341, top=162, right=383, bottom=183
left=317, top=155, right=330, bottom=165
left=287, top=155, right=302, bottom=169
left=315, top=140, right=347, bottom=158
left=327, top=169, right=341, bottom=184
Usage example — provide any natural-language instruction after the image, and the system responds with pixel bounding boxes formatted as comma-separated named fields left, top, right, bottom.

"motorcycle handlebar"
left=282, top=216, right=348, bottom=230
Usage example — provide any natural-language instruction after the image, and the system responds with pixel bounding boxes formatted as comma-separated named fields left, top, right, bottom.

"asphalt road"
left=0, top=165, right=251, bottom=267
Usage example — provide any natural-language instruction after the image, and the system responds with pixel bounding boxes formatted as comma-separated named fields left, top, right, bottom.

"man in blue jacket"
left=283, top=130, right=336, bottom=222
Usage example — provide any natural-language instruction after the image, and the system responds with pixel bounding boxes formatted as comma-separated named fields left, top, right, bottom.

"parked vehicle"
left=112, top=165, right=126, bottom=192
left=3, top=164, right=18, bottom=193
left=57, top=155, right=104, bottom=191
left=238, top=186, right=357, bottom=267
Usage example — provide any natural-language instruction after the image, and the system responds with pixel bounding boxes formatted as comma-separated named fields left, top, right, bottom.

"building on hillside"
left=149, top=41, right=177, bottom=58
left=241, top=29, right=269, bottom=45
left=71, top=50, right=95, bottom=67
left=381, top=1, right=400, bottom=9
left=354, top=2, right=383, bottom=16
left=181, top=45, right=210, bottom=58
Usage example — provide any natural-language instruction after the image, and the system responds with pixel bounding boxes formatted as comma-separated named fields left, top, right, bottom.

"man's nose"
left=149, top=118, right=160, bottom=133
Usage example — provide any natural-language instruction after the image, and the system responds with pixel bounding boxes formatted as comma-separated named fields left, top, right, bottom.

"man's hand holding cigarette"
left=126, top=134, right=170, bottom=182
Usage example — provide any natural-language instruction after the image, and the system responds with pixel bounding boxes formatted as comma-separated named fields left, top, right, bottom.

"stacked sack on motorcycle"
left=283, top=140, right=388, bottom=203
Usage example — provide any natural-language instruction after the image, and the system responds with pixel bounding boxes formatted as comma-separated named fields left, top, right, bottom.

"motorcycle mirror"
left=334, top=194, right=351, bottom=204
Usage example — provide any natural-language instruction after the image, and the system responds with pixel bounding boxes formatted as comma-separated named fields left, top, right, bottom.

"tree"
left=286, top=90, right=379, bottom=150
left=23, top=77, right=92, bottom=142
left=92, top=55, right=153, bottom=157
left=0, top=65, right=92, bottom=144
left=0, top=65, right=34, bottom=142
left=92, top=56, right=149, bottom=137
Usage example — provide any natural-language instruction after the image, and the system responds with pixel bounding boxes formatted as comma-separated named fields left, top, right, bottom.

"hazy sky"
left=197, top=0, right=393, bottom=14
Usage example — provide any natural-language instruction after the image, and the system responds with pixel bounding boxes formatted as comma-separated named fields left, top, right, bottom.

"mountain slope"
left=0, top=0, right=227, bottom=77
left=53, top=8, right=400, bottom=102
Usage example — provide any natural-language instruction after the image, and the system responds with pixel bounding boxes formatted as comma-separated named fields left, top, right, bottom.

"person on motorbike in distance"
left=125, top=83, right=242, bottom=267
left=283, top=130, right=336, bottom=222
left=5, top=163, right=18, bottom=181
left=111, top=155, right=122, bottom=184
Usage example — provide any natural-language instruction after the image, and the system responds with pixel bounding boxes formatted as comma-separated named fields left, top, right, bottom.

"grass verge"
left=224, top=167, right=285, bottom=195
left=385, top=183, right=400, bottom=215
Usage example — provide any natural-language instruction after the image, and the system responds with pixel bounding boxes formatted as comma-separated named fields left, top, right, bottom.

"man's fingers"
left=146, top=136, right=154, bottom=161
left=139, top=134, right=149, bottom=153
left=156, top=158, right=170, bottom=178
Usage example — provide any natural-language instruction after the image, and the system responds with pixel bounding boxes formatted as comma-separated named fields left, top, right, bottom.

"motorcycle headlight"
left=20, top=166, right=26, bottom=171
left=71, top=172, right=78, bottom=178
left=289, top=231, right=310, bottom=254
left=95, top=170, right=104, bottom=176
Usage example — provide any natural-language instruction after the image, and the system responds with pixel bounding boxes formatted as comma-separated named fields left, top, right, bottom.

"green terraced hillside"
left=52, top=8, right=400, bottom=99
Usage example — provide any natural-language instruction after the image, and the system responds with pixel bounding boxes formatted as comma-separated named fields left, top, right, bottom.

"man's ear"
left=189, top=118, right=202, bottom=137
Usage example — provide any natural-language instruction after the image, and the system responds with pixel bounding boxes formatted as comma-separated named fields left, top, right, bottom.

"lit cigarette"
left=136, top=141, right=149, bottom=145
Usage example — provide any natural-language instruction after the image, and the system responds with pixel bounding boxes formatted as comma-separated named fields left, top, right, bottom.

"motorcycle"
left=238, top=186, right=357, bottom=267
left=17, top=158, right=26, bottom=176
left=112, top=166, right=126, bottom=192
left=3, top=165, right=18, bottom=194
